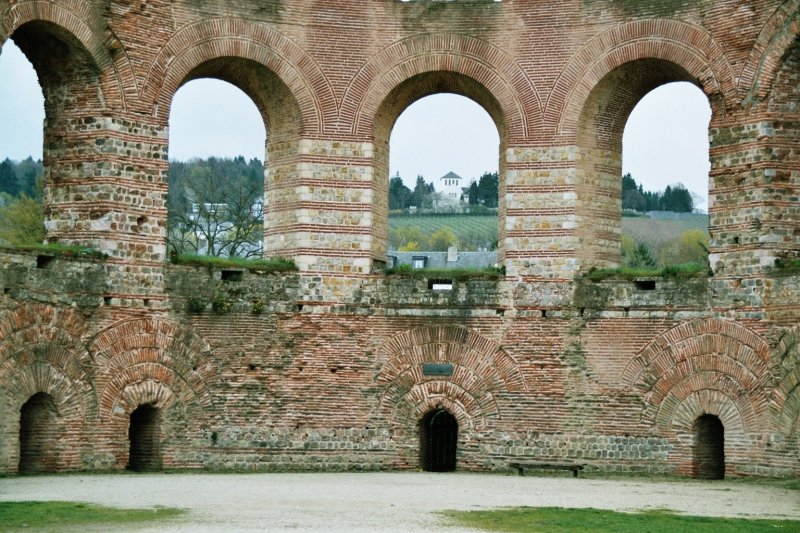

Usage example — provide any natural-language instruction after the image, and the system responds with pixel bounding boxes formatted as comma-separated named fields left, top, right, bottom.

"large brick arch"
left=376, top=325, right=525, bottom=431
left=140, top=18, right=334, bottom=133
left=0, top=304, right=94, bottom=471
left=90, top=318, right=216, bottom=468
left=342, top=33, right=539, bottom=141
left=0, top=0, right=133, bottom=109
left=771, top=326, right=800, bottom=438
left=741, top=0, right=800, bottom=104
left=91, top=318, right=216, bottom=420
left=623, top=318, right=772, bottom=436
left=550, top=19, right=735, bottom=137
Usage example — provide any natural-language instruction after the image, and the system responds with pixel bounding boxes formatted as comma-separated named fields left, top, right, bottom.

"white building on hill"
left=438, top=171, right=464, bottom=211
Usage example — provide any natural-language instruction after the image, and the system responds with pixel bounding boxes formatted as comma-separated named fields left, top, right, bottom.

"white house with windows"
left=437, top=171, right=465, bottom=211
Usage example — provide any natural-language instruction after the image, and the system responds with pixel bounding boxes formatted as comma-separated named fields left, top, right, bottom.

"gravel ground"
left=1, top=472, right=798, bottom=532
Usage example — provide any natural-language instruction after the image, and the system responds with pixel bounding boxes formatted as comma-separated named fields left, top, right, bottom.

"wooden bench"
left=509, top=462, right=585, bottom=478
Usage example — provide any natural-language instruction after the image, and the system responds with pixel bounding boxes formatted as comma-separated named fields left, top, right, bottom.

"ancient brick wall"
left=0, top=0, right=799, bottom=477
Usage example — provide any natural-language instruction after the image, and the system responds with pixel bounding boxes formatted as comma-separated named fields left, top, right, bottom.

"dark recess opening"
left=19, top=392, right=58, bottom=473
left=692, top=414, right=725, bottom=479
left=128, top=404, right=162, bottom=471
left=419, top=408, right=458, bottom=472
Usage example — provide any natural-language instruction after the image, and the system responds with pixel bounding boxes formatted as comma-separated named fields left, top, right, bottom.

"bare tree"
left=168, top=163, right=263, bottom=259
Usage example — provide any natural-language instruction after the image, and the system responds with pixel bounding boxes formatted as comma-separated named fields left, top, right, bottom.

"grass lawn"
left=442, top=507, right=800, bottom=532
left=0, top=501, right=185, bottom=531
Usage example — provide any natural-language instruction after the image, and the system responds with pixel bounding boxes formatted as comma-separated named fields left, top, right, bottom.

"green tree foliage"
left=388, top=174, right=412, bottom=210
left=476, top=172, right=499, bottom=208
left=412, top=175, right=434, bottom=209
left=0, top=157, right=43, bottom=199
left=621, top=235, right=656, bottom=268
left=429, top=227, right=457, bottom=250
left=467, top=181, right=480, bottom=205
left=0, top=194, right=45, bottom=246
left=622, top=173, right=694, bottom=213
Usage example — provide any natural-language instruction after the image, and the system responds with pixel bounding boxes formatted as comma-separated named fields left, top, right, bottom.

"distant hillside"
left=622, top=213, right=709, bottom=249
left=388, top=213, right=709, bottom=254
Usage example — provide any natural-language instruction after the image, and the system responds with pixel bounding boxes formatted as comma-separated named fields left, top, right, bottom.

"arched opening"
left=621, top=82, right=711, bottom=269
left=168, top=81, right=265, bottom=259
left=3, top=21, right=103, bottom=247
left=576, top=58, right=713, bottom=271
left=19, top=392, right=58, bottom=473
left=374, top=72, right=507, bottom=270
left=388, top=94, right=500, bottom=265
left=0, top=38, right=46, bottom=246
left=419, top=408, right=458, bottom=472
left=167, top=60, right=272, bottom=260
left=128, top=404, right=162, bottom=471
left=692, top=414, right=725, bottom=479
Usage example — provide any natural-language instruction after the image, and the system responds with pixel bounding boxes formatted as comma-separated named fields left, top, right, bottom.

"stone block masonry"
left=0, top=0, right=799, bottom=477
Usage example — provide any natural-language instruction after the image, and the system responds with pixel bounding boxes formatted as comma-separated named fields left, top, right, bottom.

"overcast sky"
left=1, top=39, right=710, bottom=210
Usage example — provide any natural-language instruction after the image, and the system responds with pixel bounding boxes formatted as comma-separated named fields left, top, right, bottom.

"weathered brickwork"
left=1, top=0, right=799, bottom=477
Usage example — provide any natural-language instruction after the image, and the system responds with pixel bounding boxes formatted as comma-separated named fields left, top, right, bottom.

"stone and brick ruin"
left=0, top=0, right=799, bottom=478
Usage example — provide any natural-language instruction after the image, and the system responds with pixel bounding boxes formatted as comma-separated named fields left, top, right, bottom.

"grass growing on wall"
left=171, top=254, right=297, bottom=273
left=385, top=264, right=504, bottom=281
left=441, top=507, right=800, bottom=533
left=0, top=501, right=185, bottom=530
left=584, top=262, right=708, bottom=282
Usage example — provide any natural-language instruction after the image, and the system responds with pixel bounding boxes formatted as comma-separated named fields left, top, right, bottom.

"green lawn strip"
left=442, top=507, right=800, bottom=533
left=172, top=253, right=298, bottom=273
left=0, top=501, right=185, bottom=530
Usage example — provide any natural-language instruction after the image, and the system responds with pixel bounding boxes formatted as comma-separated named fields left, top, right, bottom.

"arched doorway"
left=420, top=408, right=458, bottom=472
left=128, top=404, right=162, bottom=471
left=19, top=392, right=58, bottom=473
left=692, top=414, right=725, bottom=479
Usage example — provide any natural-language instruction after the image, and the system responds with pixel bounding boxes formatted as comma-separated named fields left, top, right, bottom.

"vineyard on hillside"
left=388, top=213, right=710, bottom=265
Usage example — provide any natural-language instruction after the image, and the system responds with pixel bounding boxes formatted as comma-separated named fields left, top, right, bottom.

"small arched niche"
left=692, top=414, right=725, bottom=480
left=128, top=404, right=162, bottom=472
left=419, top=408, right=458, bottom=472
left=19, top=392, right=59, bottom=473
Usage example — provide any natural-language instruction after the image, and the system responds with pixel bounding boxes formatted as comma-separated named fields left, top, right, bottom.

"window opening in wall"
left=128, top=404, right=162, bottom=471
left=692, top=414, right=725, bottom=480
left=0, top=39, right=45, bottom=247
left=168, top=79, right=266, bottom=260
left=621, top=82, right=711, bottom=271
left=19, top=392, right=58, bottom=473
left=419, top=408, right=458, bottom=472
left=388, top=94, right=499, bottom=272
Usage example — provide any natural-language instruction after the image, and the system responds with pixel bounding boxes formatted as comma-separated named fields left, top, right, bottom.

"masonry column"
left=265, top=136, right=375, bottom=276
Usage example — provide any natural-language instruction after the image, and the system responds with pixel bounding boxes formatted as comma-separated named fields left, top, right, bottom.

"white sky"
left=1, top=39, right=710, bottom=210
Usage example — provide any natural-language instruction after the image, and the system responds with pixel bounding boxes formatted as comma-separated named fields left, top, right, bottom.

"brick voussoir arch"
left=91, top=318, right=215, bottom=420
left=771, top=325, right=800, bottom=437
left=550, top=19, right=736, bottom=136
left=141, top=18, right=333, bottom=132
left=624, top=318, right=772, bottom=435
left=343, top=33, right=539, bottom=139
left=1, top=0, right=134, bottom=109
left=741, top=0, right=800, bottom=104
left=385, top=380, right=488, bottom=431
left=376, top=325, right=523, bottom=431
left=378, top=325, right=526, bottom=393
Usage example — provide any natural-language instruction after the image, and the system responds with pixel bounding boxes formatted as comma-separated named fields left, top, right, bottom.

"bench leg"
left=517, top=467, right=524, bottom=476
left=572, top=469, right=578, bottom=478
